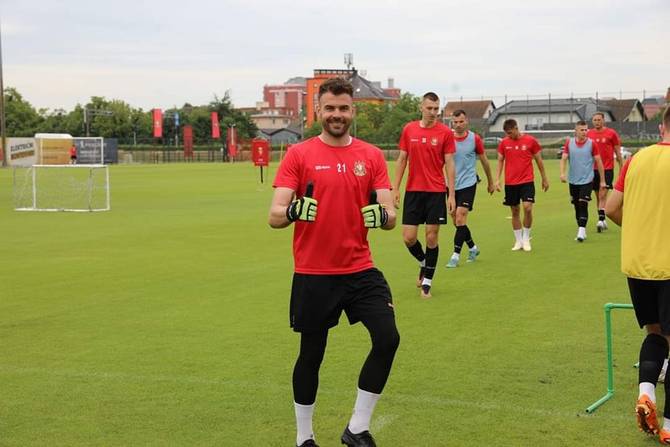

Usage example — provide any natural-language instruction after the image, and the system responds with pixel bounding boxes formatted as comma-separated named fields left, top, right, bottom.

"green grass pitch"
left=0, top=161, right=649, bottom=446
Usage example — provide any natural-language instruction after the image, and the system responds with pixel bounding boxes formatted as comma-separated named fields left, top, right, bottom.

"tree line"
left=2, top=87, right=258, bottom=145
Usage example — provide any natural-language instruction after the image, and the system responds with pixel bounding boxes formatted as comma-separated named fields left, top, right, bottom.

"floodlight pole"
left=0, top=20, right=7, bottom=167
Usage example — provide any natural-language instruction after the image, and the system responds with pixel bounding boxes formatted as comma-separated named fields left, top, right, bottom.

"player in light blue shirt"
left=446, top=110, right=495, bottom=268
left=560, top=121, right=606, bottom=242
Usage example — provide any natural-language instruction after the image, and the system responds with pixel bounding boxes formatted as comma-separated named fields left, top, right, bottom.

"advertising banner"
left=153, top=109, right=163, bottom=138
left=7, top=138, right=37, bottom=166
left=183, top=125, right=193, bottom=157
left=251, top=138, right=270, bottom=167
left=211, top=112, right=220, bottom=139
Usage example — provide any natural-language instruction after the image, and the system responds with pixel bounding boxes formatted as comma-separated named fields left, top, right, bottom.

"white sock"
left=639, top=382, right=656, bottom=403
left=421, top=277, right=432, bottom=287
left=522, top=227, right=531, bottom=241
left=470, top=244, right=478, bottom=252
left=513, top=229, right=522, bottom=242
left=295, top=402, right=315, bottom=445
left=451, top=252, right=460, bottom=260
left=348, top=388, right=380, bottom=434
left=664, top=417, right=670, bottom=431
left=578, top=227, right=586, bottom=238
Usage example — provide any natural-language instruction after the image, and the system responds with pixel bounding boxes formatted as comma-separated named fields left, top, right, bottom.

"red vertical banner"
left=152, top=109, right=163, bottom=138
left=183, top=125, right=193, bottom=158
left=211, top=112, right=220, bottom=139
left=227, top=126, right=237, bottom=157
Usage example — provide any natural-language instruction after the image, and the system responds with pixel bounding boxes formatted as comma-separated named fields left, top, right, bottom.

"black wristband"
left=286, top=202, right=297, bottom=222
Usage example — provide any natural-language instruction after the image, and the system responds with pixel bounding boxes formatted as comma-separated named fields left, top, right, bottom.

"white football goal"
left=13, top=164, right=110, bottom=212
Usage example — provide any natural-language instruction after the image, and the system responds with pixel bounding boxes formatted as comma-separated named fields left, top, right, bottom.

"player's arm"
left=361, top=189, right=396, bottom=230
left=614, top=144, right=623, bottom=171
left=268, top=187, right=296, bottom=228
left=494, top=152, right=504, bottom=192
left=444, top=153, right=456, bottom=213
left=533, top=152, right=549, bottom=192
left=605, top=189, right=623, bottom=226
left=376, top=188, right=396, bottom=230
left=559, top=153, right=568, bottom=183
left=477, top=154, right=495, bottom=194
left=392, top=151, right=408, bottom=209
left=594, top=155, right=607, bottom=189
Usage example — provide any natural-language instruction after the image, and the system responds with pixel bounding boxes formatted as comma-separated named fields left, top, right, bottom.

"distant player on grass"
left=606, top=106, right=670, bottom=443
left=445, top=109, right=494, bottom=268
left=392, top=92, right=456, bottom=298
left=559, top=120, right=606, bottom=242
left=69, top=143, right=77, bottom=164
left=495, top=119, right=549, bottom=252
left=588, top=111, right=623, bottom=233
left=269, top=77, right=399, bottom=447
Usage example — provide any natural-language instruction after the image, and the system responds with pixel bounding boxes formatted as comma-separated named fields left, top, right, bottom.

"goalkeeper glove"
left=286, top=182, right=317, bottom=222
left=361, top=190, right=388, bottom=228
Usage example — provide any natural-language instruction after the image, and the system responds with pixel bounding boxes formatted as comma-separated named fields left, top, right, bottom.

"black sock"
left=407, top=240, right=425, bottom=263
left=463, top=225, right=475, bottom=249
left=453, top=226, right=465, bottom=254
left=575, top=201, right=588, bottom=227
left=639, top=333, right=668, bottom=385
left=598, top=209, right=606, bottom=221
left=424, top=245, right=439, bottom=280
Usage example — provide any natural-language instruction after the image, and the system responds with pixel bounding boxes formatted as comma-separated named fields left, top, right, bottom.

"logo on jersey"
left=421, top=137, right=427, bottom=144
left=521, top=145, right=527, bottom=151
left=353, top=161, right=366, bottom=177
left=315, top=165, right=331, bottom=171
left=431, top=137, right=439, bottom=146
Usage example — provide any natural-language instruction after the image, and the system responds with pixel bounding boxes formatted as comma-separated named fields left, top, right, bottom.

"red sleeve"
left=474, top=134, right=485, bottom=154
left=531, top=138, right=542, bottom=155
left=562, top=139, right=570, bottom=155
left=273, top=145, right=301, bottom=190
left=497, top=141, right=504, bottom=156
left=614, top=157, right=632, bottom=192
left=443, top=129, right=456, bottom=154
left=398, top=125, right=409, bottom=152
left=591, top=140, right=599, bottom=156
left=611, top=129, right=621, bottom=146
left=372, top=148, right=392, bottom=190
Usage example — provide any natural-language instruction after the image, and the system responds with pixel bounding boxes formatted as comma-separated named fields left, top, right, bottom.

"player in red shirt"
left=392, top=92, right=456, bottom=298
left=269, top=78, right=398, bottom=447
left=495, top=119, right=549, bottom=252
left=587, top=112, right=623, bottom=232
left=69, top=144, right=77, bottom=164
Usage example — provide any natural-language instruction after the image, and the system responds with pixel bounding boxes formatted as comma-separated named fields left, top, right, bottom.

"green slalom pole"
left=585, top=302, right=634, bottom=413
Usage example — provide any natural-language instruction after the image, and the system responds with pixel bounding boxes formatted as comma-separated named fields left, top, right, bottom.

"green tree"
left=4, top=87, right=43, bottom=137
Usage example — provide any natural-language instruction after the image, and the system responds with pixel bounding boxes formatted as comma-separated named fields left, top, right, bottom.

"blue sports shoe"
left=467, top=247, right=480, bottom=262
left=446, top=255, right=459, bottom=268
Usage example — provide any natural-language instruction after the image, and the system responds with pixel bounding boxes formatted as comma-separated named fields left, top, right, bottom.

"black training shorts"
left=569, top=183, right=592, bottom=204
left=455, top=184, right=477, bottom=211
left=503, top=182, right=535, bottom=206
left=628, top=278, right=670, bottom=334
left=592, top=169, right=614, bottom=191
left=402, top=191, right=447, bottom=225
left=289, top=268, right=395, bottom=333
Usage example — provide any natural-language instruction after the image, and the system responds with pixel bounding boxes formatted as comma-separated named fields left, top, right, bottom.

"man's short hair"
left=423, top=92, right=439, bottom=102
left=503, top=119, right=518, bottom=132
left=663, top=106, right=670, bottom=129
left=592, top=112, right=605, bottom=119
left=576, top=120, right=587, bottom=127
left=318, top=78, right=354, bottom=99
left=452, top=109, right=467, bottom=117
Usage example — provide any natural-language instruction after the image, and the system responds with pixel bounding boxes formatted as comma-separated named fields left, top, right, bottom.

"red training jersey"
left=398, top=121, right=455, bottom=192
left=587, top=127, right=620, bottom=170
left=562, top=138, right=599, bottom=155
left=614, top=142, right=670, bottom=192
left=497, top=134, right=542, bottom=185
left=273, top=137, right=391, bottom=275
left=69, top=146, right=77, bottom=156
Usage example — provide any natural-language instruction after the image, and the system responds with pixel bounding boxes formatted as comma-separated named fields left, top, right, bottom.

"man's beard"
left=323, top=118, right=351, bottom=138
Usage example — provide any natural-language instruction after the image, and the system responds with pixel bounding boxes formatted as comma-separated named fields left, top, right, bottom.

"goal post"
left=13, top=164, right=111, bottom=212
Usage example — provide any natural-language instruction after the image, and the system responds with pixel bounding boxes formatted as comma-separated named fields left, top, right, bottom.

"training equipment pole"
left=585, top=302, right=634, bottom=413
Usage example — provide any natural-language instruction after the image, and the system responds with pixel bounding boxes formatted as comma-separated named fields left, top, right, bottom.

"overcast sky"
left=2, top=0, right=669, bottom=111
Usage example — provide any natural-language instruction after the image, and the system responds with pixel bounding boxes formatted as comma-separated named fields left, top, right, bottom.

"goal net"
left=13, top=164, right=111, bottom=212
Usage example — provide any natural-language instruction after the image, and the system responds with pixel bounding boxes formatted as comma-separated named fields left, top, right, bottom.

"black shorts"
left=402, top=191, right=447, bottom=225
left=569, top=183, right=592, bottom=204
left=455, top=184, right=477, bottom=211
left=628, top=278, right=670, bottom=334
left=503, top=182, right=535, bottom=206
left=70, top=155, right=77, bottom=160
left=289, top=268, right=395, bottom=333
left=592, top=169, right=614, bottom=191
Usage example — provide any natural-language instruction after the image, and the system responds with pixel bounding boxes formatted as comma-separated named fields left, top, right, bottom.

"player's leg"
left=504, top=185, right=523, bottom=250
left=629, top=278, right=665, bottom=435
left=447, top=208, right=467, bottom=267
left=421, top=224, right=440, bottom=297
left=342, top=269, right=399, bottom=446
left=653, top=280, right=670, bottom=441
left=401, top=192, right=426, bottom=287
left=290, top=273, right=343, bottom=446
left=519, top=182, right=536, bottom=251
